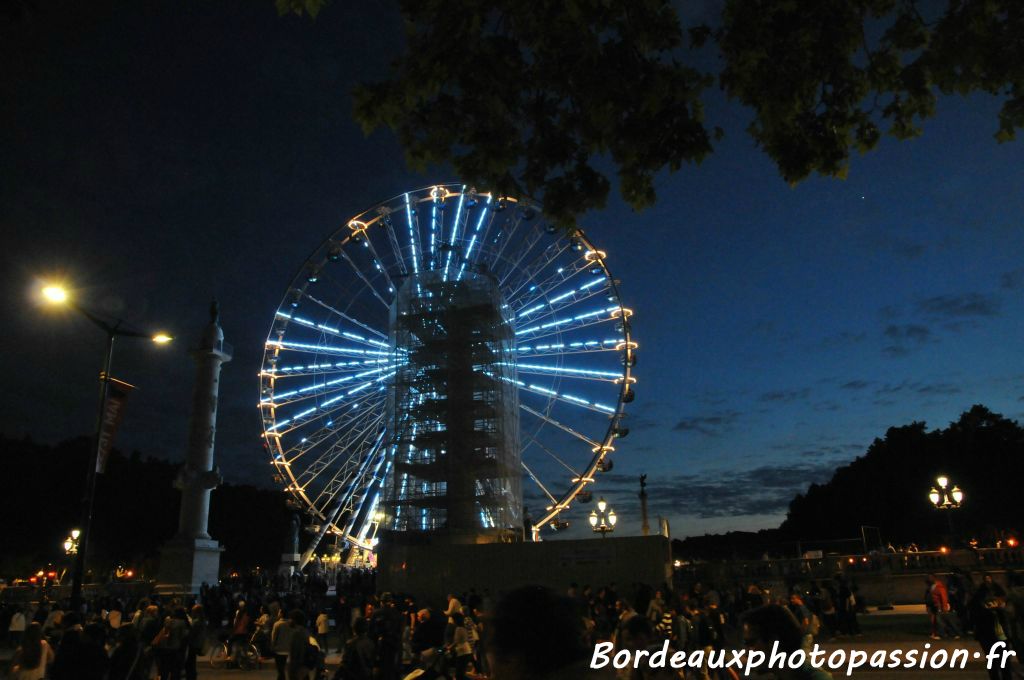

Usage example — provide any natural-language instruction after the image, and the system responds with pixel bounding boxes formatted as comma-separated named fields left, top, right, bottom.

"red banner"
left=96, top=378, right=133, bottom=473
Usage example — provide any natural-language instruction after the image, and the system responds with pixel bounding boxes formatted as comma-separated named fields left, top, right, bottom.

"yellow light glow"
left=151, top=333, right=173, bottom=344
left=71, top=528, right=80, bottom=539
left=42, top=285, right=69, bottom=304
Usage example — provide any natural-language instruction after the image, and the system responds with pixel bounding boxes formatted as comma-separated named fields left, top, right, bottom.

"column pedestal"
left=155, top=537, right=224, bottom=595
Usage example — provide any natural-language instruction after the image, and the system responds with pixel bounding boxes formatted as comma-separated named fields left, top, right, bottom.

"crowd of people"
left=3, top=567, right=1024, bottom=680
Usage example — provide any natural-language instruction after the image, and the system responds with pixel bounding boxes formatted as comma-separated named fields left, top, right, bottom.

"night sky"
left=3, top=1, right=1022, bottom=541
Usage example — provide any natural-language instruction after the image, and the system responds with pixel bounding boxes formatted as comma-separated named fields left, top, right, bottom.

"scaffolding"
left=384, top=270, right=522, bottom=542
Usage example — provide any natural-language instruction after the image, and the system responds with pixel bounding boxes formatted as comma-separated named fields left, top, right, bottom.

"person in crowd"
left=742, top=605, right=832, bottom=680
left=449, top=612, right=475, bottom=680
left=975, top=596, right=1014, bottom=680
left=287, top=609, right=315, bottom=680
left=411, top=608, right=445, bottom=660
left=185, top=604, right=208, bottom=680
left=108, top=624, right=144, bottom=680
left=369, top=592, right=402, bottom=680
left=10, top=622, right=54, bottom=680
left=336, top=616, right=375, bottom=680
left=316, top=608, right=331, bottom=654
left=8, top=606, right=27, bottom=647
left=484, top=585, right=612, bottom=679
left=154, top=607, right=190, bottom=680
left=646, top=590, right=667, bottom=622
left=272, top=607, right=295, bottom=680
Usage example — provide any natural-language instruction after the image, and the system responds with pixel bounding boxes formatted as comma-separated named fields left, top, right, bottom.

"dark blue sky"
left=2, top=1, right=1022, bottom=541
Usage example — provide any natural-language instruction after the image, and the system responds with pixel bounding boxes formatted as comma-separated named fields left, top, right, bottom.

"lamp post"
left=40, top=283, right=172, bottom=612
left=589, top=497, right=617, bottom=538
left=928, top=475, right=964, bottom=538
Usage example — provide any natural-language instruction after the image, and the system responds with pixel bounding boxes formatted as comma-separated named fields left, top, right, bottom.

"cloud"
left=1001, top=269, right=1024, bottom=291
left=840, top=380, right=871, bottom=390
left=820, top=331, right=867, bottom=350
left=916, top=383, right=961, bottom=396
left=873, top=235, right=927, bottom=259
left=881, top=323, right=932, bottom=357
left=616, top=462, right=837, bottom=519
left=672, top=410, right=740, bottom=436
left=916, top=293, right=1000, bottom=319
left=758, top=388, right=811, bottom=403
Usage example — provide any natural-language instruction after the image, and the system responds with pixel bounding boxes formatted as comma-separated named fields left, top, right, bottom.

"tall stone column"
left=158, top=301, right=231, bottom=594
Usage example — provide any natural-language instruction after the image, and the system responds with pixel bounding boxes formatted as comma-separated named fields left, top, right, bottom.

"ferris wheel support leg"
left=299, top=496, right=346, bottom=571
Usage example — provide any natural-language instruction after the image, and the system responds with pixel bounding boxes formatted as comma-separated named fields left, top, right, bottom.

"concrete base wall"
left=157, top=537, right=223, bottom=595
left=378, top=535, right=672, bottom=608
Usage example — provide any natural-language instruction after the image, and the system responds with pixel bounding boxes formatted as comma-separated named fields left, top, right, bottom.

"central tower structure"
left=384, top=269, right=522, bottom=542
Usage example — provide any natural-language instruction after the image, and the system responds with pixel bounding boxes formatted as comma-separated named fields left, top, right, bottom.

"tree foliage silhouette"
left=282, top=0, right=1022, bottom=226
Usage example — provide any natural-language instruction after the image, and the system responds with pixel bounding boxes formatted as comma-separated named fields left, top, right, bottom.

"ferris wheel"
left=259, top=184, right=636, bottom=559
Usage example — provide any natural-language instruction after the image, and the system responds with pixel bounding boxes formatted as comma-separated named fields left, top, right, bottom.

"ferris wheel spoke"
left=511, top=265, right=604, bottom=317
left=487, top=212, right=527, bottom=272
left=501, top=239, right=573, bottom=301
left=359, top=228, right=397, bottom=297
left=404, top=192, right=423, bottom=275
left=456, top=195, right=493, bottom=280
left=514, top=362, right=624, bottom=383
left=297, top=293, right=389, bottom=339
left=496, top=223, right=548, bottom=288
left=274, top=312, right=391, bottom=351
left=306, top=420, right=386, bottom=508
left=520, top=460, right=558, bottom=505
left=513, top=306, right=620, bottom=341
left=380, top=210, right=409, bottom=277
left=519, top=403, right=600, bottom=448
left=519, top=381, right=619, bottom=415
left=265, top=358, right=391, bottom=379
left=268, top=385, right=389, bottom=436
left=284, top=399, right=386, bottom=465
left=441, top=186, right=467, bottom=282
left=266, top=339, right=391, bottom=359
left=522, top=433, right=582, bottom=478
left=513, top=286, right=611, bottom=328
left=337, top=247, right=391, bottom=309
left=260, top=366, right=394, bottom=408
left=515, top=338, right=623, bottom=357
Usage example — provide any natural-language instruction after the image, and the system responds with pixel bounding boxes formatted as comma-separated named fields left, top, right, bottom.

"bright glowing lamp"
left=42, top=285, right=69, bottom=304
left=597, top=497, right=607, bottom=513
left=929, top=488, right=941, bottom=506
left=151, top=333, right=173, bottom=344
left=608, top=510, right=617, bottom=526
left=589, top=511, right=598, bottom=527
left=937, top=475, right=949, bottom=489
left=951, top=486, right=964, bottom=504
left=71, top=528, right=81, bottom=540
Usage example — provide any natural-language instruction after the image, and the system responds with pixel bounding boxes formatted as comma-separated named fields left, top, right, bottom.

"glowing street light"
left=42, top=284, right=69, bottom=303
left=929, top=475, right=964, bottom=540
left=589, top=497, right=617, bottom=538
left=37, top=279, right=173, bottom=612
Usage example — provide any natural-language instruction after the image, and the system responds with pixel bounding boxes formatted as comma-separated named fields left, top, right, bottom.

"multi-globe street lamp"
left=40, top=283, right=172, bottom=611
left=63, top=529, right=81, bottom=555
left=929, top=475, right=964, bottom=537
left=589, top=497, right=617, bottom=538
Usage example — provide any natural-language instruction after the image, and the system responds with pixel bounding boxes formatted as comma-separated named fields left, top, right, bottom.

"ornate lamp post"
left=929, top=475, right=964, bottom=537
left=589, top=497, right=617, bottom=538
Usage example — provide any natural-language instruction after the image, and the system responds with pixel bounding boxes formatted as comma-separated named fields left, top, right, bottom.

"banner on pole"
left=97, top=377, right=134, bottom=473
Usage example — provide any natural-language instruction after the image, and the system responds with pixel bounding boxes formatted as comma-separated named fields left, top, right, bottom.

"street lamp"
left=589, top=497, right=617, bottom=538
left=63, top=529, right=80, bottom=555
left=929, top=475, right=964, bottom=538
left=39, top=282, right=172, bottom=612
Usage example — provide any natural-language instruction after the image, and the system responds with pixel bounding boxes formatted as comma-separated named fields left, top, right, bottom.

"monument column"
left=158, top=301, right=231, bottom=594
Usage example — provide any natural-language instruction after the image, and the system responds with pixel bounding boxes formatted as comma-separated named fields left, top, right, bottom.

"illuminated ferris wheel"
left=259, top=184, right=636, bottom=560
